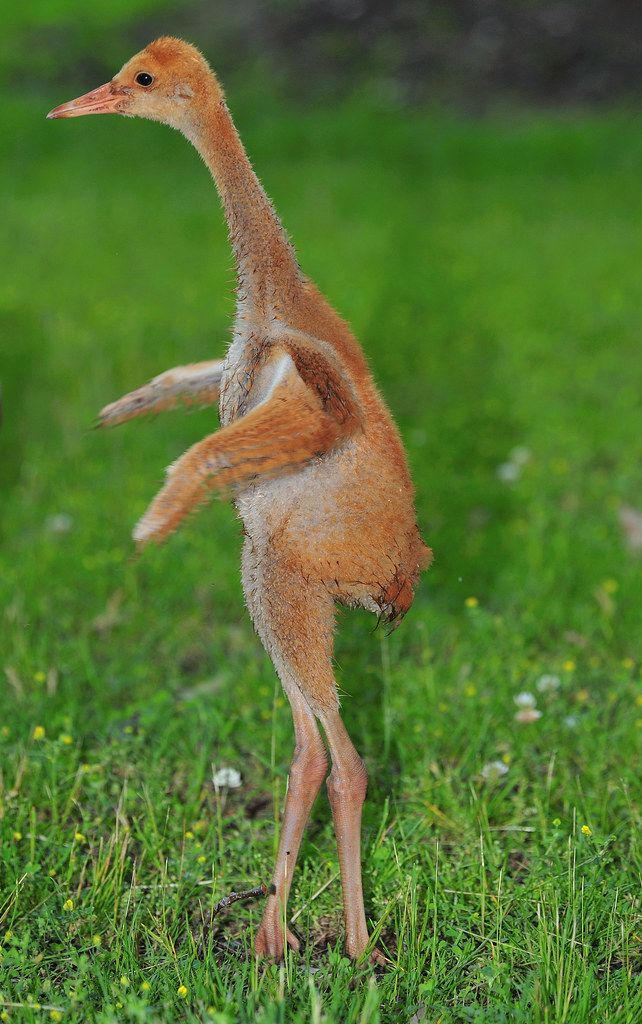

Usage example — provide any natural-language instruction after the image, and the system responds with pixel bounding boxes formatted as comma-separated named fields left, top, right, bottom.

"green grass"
left=1, top=95, right=642, bottom=1022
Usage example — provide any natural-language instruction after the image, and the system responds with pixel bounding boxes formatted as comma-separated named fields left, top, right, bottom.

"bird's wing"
left=133, top=348, right=361, bottom=549
left=270, top=326, right=361, bottom=428
left=97, top=359, right=225, bottom=427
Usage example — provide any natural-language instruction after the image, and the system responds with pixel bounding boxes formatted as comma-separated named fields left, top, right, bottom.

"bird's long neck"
left=187, top=94, right=301, bottom=316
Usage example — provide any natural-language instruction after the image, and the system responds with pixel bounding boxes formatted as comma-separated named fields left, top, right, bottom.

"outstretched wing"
left=134, top=349, right=361, bottom=548
left=98, top=359, right=225, bottom=427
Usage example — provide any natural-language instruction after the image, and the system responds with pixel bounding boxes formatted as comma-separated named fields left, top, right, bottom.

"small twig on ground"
left=195, top=881, right=276, bottom=956
left=212, top=883, right=275, bottom=917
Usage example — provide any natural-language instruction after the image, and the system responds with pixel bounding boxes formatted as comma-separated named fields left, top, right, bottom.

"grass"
left=1, top=92, right=641, bottom=1022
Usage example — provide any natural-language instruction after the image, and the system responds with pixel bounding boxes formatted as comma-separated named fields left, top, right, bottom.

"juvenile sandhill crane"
left=48, top=38, right=430, bottom=963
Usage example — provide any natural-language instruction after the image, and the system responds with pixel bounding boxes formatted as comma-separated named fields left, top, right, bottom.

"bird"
left=47, top=37, right=431, bottom=964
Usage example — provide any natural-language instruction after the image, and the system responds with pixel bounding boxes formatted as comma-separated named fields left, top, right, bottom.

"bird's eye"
left=135, top=72, right=154, bottom=87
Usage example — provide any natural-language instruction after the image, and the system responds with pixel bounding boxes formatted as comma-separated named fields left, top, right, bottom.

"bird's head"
left=47, top=37, right=222, bottom=133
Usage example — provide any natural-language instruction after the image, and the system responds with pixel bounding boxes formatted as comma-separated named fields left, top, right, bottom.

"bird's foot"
left=254, top=920, right=300, bottom=961
left=346, top=935, right=389, bottom=967
left=367, top=946, right=388, bottom=967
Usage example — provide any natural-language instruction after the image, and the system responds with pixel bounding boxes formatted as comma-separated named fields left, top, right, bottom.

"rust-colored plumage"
left=48, top=38, right=431, bottom=963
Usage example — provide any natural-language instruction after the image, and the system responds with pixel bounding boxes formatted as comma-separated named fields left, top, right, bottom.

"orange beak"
left=47, top=82, right=127, bottom=120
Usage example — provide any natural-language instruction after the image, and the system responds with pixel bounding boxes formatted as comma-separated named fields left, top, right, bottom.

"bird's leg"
left=97, top=358, right=225, bottom=427
left=255, top=682, right=328, bottom=959
left=242, top=553, right=339, bottom=961
left=318, top=708, right=383, bottom=963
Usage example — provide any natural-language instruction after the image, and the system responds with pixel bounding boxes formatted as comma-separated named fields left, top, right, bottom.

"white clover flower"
left=510, top=446, right=532, bottom=467
left=536, top=674, right=561, bottom=693
left=480, top=760, right=509, bottom=781
left=45, top=513, right=74, bottom=534
left=497, top=462, right=521, bottom=482
left=212, top=767, right=242, bottom=789
left=618, top=505, right=642, bottom=552
left=515, top=708, right=543, bottom=724
left=563, top=715, right=578, bottom=729
left=514, top=692, right=537, bottom=708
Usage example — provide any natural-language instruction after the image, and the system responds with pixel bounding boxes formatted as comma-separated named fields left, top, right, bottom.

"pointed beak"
left=47, top=81, right=127, bottom=120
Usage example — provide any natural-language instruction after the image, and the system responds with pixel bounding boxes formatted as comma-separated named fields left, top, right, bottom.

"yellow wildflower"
left=63, top=899, right=74, bottom=912
left=141, top=981, right=151, bottom=992
left=12, top=831, right=22, bottom=842
left=34, top=670, right=47, bottom=683
left=464, top=684, right=477, bottom=697
left=120, top=977, right=130, bottom=987
left=74, top=832, right=86, bottom=843
left=464, top=596, right=479, bottom=609
left=602, top=579, right=618, bottom=595
left=197, top=855, right=207, bottom=864
left=1, top=1012, right=9, bottom=1021
left=562, top=660, right=576, bottom=673
left=581, top=824, right=592, bottom=837
left=635, top=695, right=642, bottom=707
left=92, top=934, right=102, bottom=947
left=32, top=725, right=46, bottom=741
left=50, top=1012, right=63, bottom=1022
left=177, top=984, right=188, bottom=999
left=60, top=734, right=73, bottom=745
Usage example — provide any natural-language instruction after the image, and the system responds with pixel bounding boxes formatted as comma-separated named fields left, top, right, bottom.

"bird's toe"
left=254, top=921, right=300, bottom=960
left=368, top=946, right=388, bottom=967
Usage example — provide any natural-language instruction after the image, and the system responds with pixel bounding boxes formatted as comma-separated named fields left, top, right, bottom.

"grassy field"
left=1, top=93, right=642, bottom=1023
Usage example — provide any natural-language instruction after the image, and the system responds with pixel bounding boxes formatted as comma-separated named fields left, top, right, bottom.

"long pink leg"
left=244, top=552, right=379, bottom=962
left=318, top=708, right=382, bottom=961
left=244, top=555, right=334, bottom=960
left=255, top=682, right=328, bottom=958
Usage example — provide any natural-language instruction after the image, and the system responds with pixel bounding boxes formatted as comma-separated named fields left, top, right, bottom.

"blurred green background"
left=4, top=0, right=642, bottom=105
left=1, top=3, right=642, bottom=1023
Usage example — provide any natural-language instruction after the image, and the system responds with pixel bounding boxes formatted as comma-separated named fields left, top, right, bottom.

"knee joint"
left=326, top=757, right=368, bottom=805
left=290, top=740, right=328, bottom=789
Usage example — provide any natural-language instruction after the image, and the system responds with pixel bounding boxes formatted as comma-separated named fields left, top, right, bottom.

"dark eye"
left=135, top=72, right=154, bottom=87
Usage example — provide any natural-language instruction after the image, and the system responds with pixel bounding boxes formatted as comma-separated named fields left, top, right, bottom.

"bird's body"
left=226, top=296, right=428, bottom=629
left=48, top=37, right=430, bottom=962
